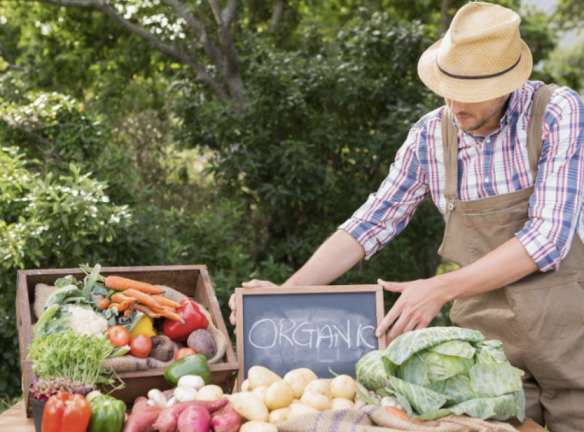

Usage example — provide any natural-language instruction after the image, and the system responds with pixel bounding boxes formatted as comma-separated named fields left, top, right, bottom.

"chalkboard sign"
left=235, top=285, right=385, bottom=389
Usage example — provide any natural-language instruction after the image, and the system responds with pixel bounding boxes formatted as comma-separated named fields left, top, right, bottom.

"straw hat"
left=418, top=2, right=532, bottom=103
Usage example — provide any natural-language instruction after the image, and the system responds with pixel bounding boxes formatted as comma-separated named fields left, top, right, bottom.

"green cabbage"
left=356, top=327, right=525, bottom=422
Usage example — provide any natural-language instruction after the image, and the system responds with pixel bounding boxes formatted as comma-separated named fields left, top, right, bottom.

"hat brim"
left=418, top=38, right=533, bottom=103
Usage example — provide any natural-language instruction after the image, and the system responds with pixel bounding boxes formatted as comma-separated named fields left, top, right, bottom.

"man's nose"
left=446, top=99, right=467, bottom=114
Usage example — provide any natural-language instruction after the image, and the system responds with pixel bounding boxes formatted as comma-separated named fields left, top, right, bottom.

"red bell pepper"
left=42, top=392, right=91, bottom=432
left=163, top=298, right=209, bottom=342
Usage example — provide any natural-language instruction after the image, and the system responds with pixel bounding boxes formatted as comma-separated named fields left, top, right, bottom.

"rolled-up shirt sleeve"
left=516, top=87, right=584, bottom=272
left=339, top=126, right=430, bottom=259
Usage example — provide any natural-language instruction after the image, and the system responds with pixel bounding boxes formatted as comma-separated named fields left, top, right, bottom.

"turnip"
left=177, top=405, right=211, bottom=432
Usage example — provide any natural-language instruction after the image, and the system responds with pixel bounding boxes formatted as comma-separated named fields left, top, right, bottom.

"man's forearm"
left=439, top=236, right=539, bottom=302
left=283, top=230, right=365, bottom=286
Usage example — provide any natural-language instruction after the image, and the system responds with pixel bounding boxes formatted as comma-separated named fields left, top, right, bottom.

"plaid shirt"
left=339, top=81, right=584, bottom=272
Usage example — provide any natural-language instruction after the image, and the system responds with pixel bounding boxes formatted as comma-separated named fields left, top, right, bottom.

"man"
left=229, top=2, right=584, bottom=430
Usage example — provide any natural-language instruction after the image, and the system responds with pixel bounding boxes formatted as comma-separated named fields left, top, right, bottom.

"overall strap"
left=441, top=83, right=559, bottom=210
left=527, top=84, right=558, bottom=178
left=441, top=107, right=459, bottom=210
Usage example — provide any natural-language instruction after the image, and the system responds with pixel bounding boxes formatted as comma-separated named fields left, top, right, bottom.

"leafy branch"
left=2, top=0, right=245, bottom=104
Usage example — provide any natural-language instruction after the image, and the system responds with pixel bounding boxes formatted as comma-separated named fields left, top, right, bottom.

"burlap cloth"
left=274, top=380, right=517, bottom=432
left=33, top=284, right=229, bottom=372
left=276, top=405, right=518, bottom=432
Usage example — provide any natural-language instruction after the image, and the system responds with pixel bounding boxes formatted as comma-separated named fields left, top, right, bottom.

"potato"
left=303, top=380, right=331, bottom=400
left=242, top=379, right=251, bottom=392
left=195, top=385, right=223, bottom=401
left=248, top=366, right=282, bottom=390
left=251, top=386, right=268, bottom=402
left=268, top=408, right=289, bottom=424
left=287, top=403, right=319, bottom=419
left=300, top=392, right=331, bottom=411
left=330, top=375, right=356, bottom=400
left=283, top=368, right=318, bottom=399
left=187, top=329, right=217, bottom=360
left=227, top=392, right=269, bottom=422
left=264, top=381, right=294, bottom=411
left=291, top=399, right=301, bottom=404
left=331, top=398, right=355, bottom=410
left=240, top=421, right=278, bottom=432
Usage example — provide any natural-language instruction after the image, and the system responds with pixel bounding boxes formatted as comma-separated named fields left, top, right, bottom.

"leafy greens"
left=356, top=327, right=525, bottom=421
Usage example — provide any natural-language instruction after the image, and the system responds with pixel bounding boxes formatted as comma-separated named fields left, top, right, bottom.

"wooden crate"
left=16, top=265, right=239, bottom=418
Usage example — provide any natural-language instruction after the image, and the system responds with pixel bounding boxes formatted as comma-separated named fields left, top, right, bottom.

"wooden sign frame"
left=235, top=284, right=386, bottom=390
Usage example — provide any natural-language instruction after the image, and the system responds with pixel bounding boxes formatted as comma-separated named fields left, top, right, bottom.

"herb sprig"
left=28, top=330, right=115, bottom=387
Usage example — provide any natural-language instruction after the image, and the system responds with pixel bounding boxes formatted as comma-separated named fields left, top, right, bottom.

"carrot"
left=99, top=298, right=111, bottom=310
left=124, top=304, right=134, bottom=318
left=150, top=305, right=186, bottom=325
left=108, top=301, right=130, bottom=312
left=123, top=289, right=162, bottom=309
left=104, top=276, right=165, bottom=295
left=112, top=293, right=137, bottom=304
left=134, top=304, right=163, bottom=319
left=162, top=306, right=176, bottom=313
left=152, top=295, right=181, bottom=309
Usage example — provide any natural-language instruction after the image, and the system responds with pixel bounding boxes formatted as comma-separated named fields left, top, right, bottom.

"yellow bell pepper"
left=130, top=315, right=157, bottom=338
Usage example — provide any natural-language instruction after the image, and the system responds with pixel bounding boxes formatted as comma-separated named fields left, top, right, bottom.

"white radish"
left=147, top=389, right=167, bottom=408
left=175, top=386, right=198, bottom=402
left=177, top=375, right=206, bottom=390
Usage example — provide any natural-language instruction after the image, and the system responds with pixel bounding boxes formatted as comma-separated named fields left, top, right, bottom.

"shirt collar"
left=450, top=87, right=520, bottom=148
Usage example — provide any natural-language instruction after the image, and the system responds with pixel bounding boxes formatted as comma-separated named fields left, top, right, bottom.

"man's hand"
left=228, top=279, right=278, bottom=325
left=376, top=278, right=448, bottom=344
left=375, top=238, right=539, bottom=344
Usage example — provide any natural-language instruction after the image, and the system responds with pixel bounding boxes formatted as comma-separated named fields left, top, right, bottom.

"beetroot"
left=153, top=398, right=228, bottom=432
left=123, top=406, right=163, bottom=432
left=211, top=403, right=242, bottom=432
left=178, top=405, right=212, bottom=432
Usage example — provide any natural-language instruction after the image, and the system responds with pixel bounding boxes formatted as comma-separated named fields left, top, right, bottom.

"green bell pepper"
left=88, top=395, right=126, bottom=432
left=164, top=354, right=211, bottom=387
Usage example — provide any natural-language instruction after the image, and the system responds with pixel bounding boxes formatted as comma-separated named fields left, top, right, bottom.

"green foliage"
left=555, top=0, right=584, bottom=30
left=542, top=38, right=584, bottom=92
left=178, top=13, right=445, bottom=298
left=519, top=9, right=557, bottom=67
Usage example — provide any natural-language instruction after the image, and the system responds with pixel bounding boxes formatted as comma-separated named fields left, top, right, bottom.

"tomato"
left=107, top=326, right=131, bottom=348
left=175, top=348, right=196, bottom=361
left=130, top=334, right=152, bottom=358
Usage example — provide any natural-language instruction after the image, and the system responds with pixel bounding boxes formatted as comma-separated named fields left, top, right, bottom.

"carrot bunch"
left=83, top=265, right=186, bottom=325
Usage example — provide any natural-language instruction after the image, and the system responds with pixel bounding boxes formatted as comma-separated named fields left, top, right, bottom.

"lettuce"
left=356, top=327, right=525, bottom=421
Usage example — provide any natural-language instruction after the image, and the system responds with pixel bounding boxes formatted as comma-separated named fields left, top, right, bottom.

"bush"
left=177, top=13, right=445, bottom=298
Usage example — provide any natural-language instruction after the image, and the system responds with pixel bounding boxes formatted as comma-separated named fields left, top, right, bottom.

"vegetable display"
left=356, top=327, right=525, bottom=421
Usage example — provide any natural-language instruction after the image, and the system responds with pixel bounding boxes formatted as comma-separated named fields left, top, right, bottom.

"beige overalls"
left=438, top=84, right=584, bottom=431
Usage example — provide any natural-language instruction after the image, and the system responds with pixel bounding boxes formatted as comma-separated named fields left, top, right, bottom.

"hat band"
left=436, top=54, right=522, bottom=80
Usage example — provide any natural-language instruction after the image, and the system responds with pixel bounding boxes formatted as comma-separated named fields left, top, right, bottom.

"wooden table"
left=0, top=400, right=546, bottom=432
left=0, top=401, right=35, bottom=432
